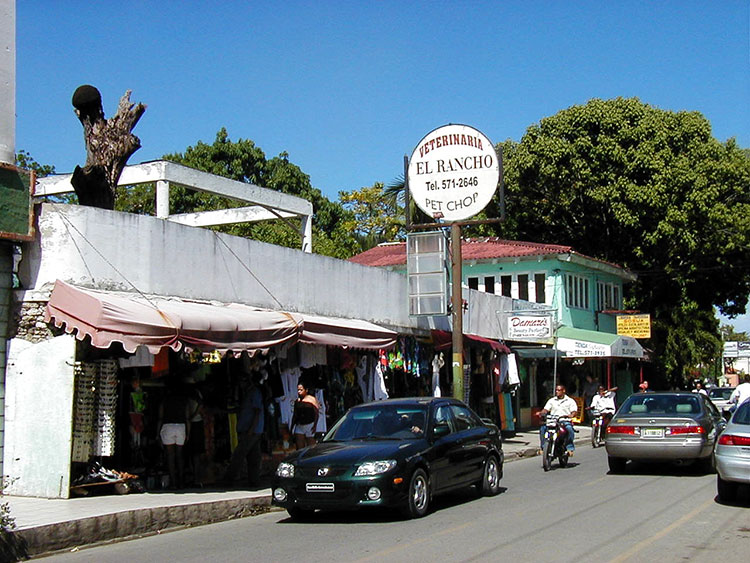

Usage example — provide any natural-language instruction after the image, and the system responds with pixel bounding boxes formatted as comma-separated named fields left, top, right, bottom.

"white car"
left=708, top=387, right=735, bottom=418
left=715, top=400, right=750, bottom=502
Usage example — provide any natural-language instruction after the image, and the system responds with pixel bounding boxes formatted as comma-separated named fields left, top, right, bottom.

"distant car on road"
left=272, top=397, right=504, bottom=520
left=714, top=400, right=750, bottom=502
left=605, top=392, right=726, bottom=473
left=707, top=387, right=736, bottom=418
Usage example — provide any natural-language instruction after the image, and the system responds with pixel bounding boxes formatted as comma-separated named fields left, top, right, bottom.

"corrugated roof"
left=348, top=238, right=574, bottom=267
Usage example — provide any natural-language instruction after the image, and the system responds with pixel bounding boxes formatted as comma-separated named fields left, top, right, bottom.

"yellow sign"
left=617, top=314, right=651, bottom=339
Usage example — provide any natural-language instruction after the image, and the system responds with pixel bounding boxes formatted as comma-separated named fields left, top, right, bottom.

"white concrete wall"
left=0, top=0, right=14, bottom=164
left=5, top=335, right=76, bottom=498
left=21, top=203, right=456, bottom=334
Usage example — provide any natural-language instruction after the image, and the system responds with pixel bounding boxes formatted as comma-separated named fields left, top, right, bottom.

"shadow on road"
left=607, top=460, right=714, bottom=477
left=276, top=486, right=509, bottom=524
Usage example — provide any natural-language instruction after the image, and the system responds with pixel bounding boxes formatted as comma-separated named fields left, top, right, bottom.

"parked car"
left=715, top=400, right=750, bottom=502
left=707, top=387, right=736, bottom=418
left=605, top=392, right=726, bottom=473
left=272, top=397, right=504, bottom=520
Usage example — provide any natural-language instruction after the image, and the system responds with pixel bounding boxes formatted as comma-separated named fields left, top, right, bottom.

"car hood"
left=289, top=440, right=424, bottom=466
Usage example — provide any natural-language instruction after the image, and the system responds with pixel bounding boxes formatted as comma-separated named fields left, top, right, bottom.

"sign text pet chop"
left=408, top=124, right=500, bottom=222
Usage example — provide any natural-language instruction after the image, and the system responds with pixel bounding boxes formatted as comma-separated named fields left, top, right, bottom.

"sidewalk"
left=4, top=425, right=592, bottom=558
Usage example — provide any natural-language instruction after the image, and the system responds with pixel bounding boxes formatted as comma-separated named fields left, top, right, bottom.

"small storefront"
left=511, top=327, right=646, bottom=429
left=5, top=280, right=416, bottom=498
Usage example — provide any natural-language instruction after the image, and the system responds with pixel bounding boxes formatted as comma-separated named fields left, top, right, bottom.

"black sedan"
left=272, top=397, right=504, bottom=520
left=605, top=392, right=726, bottom=473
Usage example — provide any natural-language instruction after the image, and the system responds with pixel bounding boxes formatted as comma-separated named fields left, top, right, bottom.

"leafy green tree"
left=496, top=97, right=750, bottom=385
left=720, top=323, right=749, bottom=342
left=339, top=182, right=405, bottom=250
left=15, top=149, right=56, bottom=177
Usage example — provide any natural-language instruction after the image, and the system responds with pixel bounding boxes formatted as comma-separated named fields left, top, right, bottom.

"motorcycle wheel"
left=591, top=423, right=598, bottom=448
left=558, top=449, right=569, bottom=468
left=542, top=440, right=552, bottom=472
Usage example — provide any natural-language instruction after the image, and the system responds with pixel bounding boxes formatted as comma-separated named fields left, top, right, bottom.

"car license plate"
left=306, top=482, right=335, bottom=493
left=642, top=428, right=664, bottom=438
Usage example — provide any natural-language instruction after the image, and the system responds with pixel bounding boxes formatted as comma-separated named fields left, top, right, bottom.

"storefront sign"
left=407, top=124, right=500, bottom=222
left=508, top=315, right=552, bottom=339
left=616, top=313, right=651, bottom=339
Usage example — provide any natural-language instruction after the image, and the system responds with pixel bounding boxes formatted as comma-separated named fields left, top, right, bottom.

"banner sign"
left=507, top=315, right=553, bottom=339
left=0, top=163, right=35, bottom=241
left=407, top=124, right=500, bottom=222
left=616, top=313, right=651, bottom=339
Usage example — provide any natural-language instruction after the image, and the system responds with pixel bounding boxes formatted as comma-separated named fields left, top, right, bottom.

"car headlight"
left=276, top=462, right=295, bottom=478
left=355, top=460, right=397, bottom=476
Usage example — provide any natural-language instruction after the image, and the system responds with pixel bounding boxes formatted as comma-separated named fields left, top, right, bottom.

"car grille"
left=295, top=465, right=351, bottom=479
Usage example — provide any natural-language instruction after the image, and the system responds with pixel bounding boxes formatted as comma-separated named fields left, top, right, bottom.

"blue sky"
left=14, top=1, right=750, bottom=329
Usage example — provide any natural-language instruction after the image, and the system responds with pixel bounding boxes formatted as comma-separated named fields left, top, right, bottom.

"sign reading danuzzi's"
left=508, top=315, right=553, bottom=339
left=408, top=124, right=500, bottom=222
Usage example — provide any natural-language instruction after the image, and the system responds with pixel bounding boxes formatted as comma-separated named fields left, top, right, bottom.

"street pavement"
left=32, top=435, right=750, bottom=563
left=8, top=426, right=585, bottom=557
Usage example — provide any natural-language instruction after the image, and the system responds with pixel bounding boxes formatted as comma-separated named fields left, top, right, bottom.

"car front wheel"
left=402, top=468, right=430, bottom=518
left=481, top=455, right=502, bottom=496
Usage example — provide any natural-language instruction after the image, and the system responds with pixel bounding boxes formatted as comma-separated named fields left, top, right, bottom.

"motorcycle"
left=541, top=415, right=574, bottom=471
left=589, top=409, right=610, bottom=448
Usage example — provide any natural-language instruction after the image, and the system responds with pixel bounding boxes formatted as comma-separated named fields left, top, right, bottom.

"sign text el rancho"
left=407, top=124, right=500, bottom=222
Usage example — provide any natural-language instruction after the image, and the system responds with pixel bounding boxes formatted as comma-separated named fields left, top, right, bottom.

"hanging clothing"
left=507, top=354, right=520, bottom=386
left=432, top=353, right=444, bottom=397
left=315, top=388, right=328, bottom=433
left=373, top=362, right=389, bottom=401
left=276, top=367, right=300, bottom=426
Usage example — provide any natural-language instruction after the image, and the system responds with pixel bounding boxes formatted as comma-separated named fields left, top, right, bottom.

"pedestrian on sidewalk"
left=223, top=374, right=264, bottom=486
left=158, top=377, right=191, bottom=489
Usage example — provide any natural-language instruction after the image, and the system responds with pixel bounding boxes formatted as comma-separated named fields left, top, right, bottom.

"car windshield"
left=323, top=404, right=429, bottom=442
left=708, top=388, right=734, bottom=400
left=619, top=394, right=702, bottom=416
left=732, top=402, right=750, bottom=425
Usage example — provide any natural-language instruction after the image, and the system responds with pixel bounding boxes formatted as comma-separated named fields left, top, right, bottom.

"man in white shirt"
left=729, top=375, right=750, bottom=409
left=538, top=384, right=578, bottom=456
left=589, top=385, right=618, bottom=428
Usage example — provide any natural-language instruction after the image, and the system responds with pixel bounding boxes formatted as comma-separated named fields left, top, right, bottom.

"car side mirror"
left=432, top=423, right=451, bottom=439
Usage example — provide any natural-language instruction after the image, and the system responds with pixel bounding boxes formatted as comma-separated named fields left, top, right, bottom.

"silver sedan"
left=605, top=392, right=726, bottom=473
left=715, top=399, right=750, bottom=502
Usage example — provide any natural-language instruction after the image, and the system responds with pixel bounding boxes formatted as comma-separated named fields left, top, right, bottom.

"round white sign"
left=407, top=124, right=500, bottom=222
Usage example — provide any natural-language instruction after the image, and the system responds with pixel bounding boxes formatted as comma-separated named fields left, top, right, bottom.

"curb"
left=16, top=495, right=271, bottom=557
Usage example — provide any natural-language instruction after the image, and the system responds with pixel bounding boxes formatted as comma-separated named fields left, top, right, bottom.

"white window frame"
left=597, top=281, right=622, bottom=310
left=566, top=273, right=590, bottom=310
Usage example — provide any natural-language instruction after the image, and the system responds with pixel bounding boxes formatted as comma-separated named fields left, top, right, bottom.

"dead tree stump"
left=70, top=85, right=146, bottom=209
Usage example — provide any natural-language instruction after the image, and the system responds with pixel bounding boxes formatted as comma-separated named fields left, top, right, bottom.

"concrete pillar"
left=300, top=213, right=312, bottom=253
left=0, top=0, right=15, bottom=164
left=155, top=180, right=170, bottom=218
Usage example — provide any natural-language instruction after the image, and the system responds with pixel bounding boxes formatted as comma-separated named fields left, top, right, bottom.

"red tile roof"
left=348, top=238, right=574, bottom=267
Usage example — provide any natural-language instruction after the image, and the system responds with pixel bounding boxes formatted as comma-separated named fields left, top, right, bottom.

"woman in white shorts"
left=291, top=381, right=320, bottom=449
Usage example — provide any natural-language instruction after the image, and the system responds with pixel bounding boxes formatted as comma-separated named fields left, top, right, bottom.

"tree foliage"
left=495, top=97, right=750, bottom=384
left=339, top=182, right=405, bottom=250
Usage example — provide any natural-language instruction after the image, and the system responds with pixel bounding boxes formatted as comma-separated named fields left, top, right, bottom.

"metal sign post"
left=405, top=124, right=503, bottom=399
left=451, top=223, right=464, bottom=400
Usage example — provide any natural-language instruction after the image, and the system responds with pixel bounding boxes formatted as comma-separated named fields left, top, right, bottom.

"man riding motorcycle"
left=538, top=384, right=578, bottom=456
left=589, top=385, right=618, bottom=427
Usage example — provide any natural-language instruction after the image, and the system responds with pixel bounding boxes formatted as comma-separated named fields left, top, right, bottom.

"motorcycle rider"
left=538, top=384, right=578, bottom=456
left=588, top=385, right=618, bottom=428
